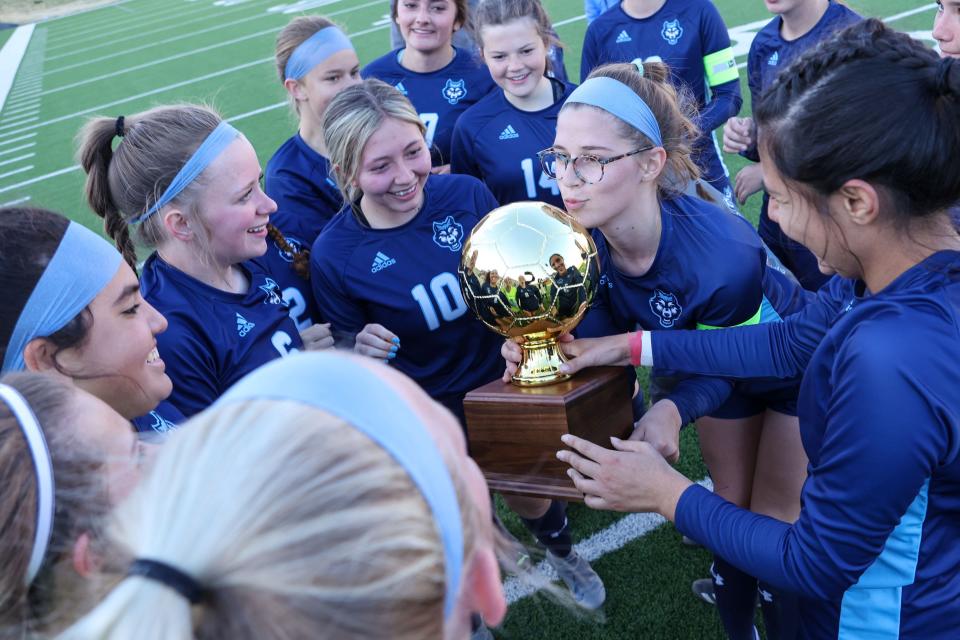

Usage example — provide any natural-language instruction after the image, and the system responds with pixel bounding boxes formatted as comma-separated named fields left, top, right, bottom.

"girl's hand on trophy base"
left=630, top=399, right=682, bottom=464
left=355, top=323, right=400, bottom=361
left=557, top=434, right=692, bottom=517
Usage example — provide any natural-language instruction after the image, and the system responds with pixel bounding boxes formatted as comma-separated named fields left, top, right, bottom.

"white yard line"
left=0, top=116, right=39, bottom=132
left=0, top=25, right=36, bottom=115
left=44, top=0, right=383, bottom=77
left=0, top=142, right=36, bottom=157
left=3, top=102, right=41, bottom=116
left=0, top=165, right=34, bottom=180
left=0, top=153, right=35, bottom=167
left=1, top=195, right=31, bottom=206
left=0, top=164, right=79, bottom=195
left=0, top=132, right=37, bottom=147
left=505, top=479, right=713, bottom=604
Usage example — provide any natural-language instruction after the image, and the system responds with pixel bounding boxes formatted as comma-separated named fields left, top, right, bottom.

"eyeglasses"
left=537, top=146, right=654, bottom=185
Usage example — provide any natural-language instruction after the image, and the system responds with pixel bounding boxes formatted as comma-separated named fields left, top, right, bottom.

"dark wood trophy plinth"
left=464, top=367, right=634, bottom=501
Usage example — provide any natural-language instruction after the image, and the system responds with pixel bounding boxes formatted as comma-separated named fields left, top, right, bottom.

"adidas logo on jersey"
left=371, top=251, right=396, bottom=273
left=499, top=125, right=519, bottom=140
left=236, top=313, right=255, bottom=337
left=768, top=51, right=780, bottom=66
left=616, top=30, right=632, bottom=44
left=395, top=81, right=408, bottom=95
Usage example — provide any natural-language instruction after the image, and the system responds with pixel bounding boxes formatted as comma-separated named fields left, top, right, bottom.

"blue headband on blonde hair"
left=128, top=121, right=241, bottom=225
left=284, top=26, right=354, bottom=81
left=216, top=353, right=464, bottom=618
left=2, top=222, right=123, bottom=373
left=566, top=76, right=663, bottom=147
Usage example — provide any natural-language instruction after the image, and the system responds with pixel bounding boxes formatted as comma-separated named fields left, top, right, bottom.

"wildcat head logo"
left=274, top=235, right=303, bottom=263
left=432, top=215, right=464, bottom=252
left=661, top=19, right=683, bottom=45
left=442, top=78, right=467, bottom=105
left=649, top=289, right=682, bottom=327
left=147, top=411, right=177, bottom=434
left=259, top=277, right=285, bottom=306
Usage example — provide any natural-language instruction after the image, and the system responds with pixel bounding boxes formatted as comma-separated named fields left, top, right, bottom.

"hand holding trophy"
left=459, top=202, right=633, bottom=500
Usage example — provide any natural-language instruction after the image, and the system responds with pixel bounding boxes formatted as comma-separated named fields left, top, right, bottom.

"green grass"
left=0, top=2, right=941, bottom=637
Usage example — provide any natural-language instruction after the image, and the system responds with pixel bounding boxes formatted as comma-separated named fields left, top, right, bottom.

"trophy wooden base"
left=464, top=367, right=634, bottom=501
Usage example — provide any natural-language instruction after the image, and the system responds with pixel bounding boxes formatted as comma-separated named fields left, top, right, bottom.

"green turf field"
left=0, top=2, right=941, bottom=638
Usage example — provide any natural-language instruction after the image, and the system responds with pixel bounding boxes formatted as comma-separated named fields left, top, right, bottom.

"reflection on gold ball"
left=459, top=202, right=600, bottom=385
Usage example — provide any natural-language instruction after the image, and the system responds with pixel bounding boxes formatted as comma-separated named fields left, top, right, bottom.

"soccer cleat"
left=692, top=578, right=717, bottom=605
left=546, top=550, right=606, bottom=610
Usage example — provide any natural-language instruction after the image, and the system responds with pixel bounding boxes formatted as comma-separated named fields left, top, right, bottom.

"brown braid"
left=267, top=224, right=311, bottom=280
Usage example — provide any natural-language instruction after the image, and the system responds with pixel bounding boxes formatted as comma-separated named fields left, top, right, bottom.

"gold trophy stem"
left=513, top=337, right=571, bottom=386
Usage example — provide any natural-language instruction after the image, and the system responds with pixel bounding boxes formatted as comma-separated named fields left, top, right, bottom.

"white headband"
left=0, top=384, right=56, bottom=585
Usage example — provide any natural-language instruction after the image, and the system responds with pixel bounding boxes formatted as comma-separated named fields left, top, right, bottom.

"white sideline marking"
left=1, top=195, right=31, bottom=206
left=1, top=113, right=40, bottom=127
left=0, top=143, right=35, bottom=157
left=0, top=165, right=33, bottom=180
left=0, top=153, right=35, bottom=168
left=886, top=3, right=938, bottom=23
left=0, top=25, right=36, bottom=115
left=3, top=102, right=40, bottom=116
left=504, top=478, right=713, bottom=604
left=44, top=0, right=384, bottom=77
left=228, top=101, right=286, bottom=122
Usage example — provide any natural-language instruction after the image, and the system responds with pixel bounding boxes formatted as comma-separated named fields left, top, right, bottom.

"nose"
left=933, top=12, right=947, bottom=43
left=260, top=191, right=278, bottom=215
left=556, top=158, right=581, bottom=187
left=146, top=300, right=168, bottom=334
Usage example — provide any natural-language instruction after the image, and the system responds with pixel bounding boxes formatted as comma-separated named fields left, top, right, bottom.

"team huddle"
left=1, top=0, right=959, bottom=638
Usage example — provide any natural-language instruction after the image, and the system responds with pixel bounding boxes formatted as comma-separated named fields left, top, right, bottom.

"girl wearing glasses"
left=510, top=61, right=810, bottom=639
left=450, top=0, right=575, bottom=209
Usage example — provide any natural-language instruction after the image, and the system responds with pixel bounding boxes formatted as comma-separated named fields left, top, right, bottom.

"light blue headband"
left=566, top=76, right=663, bottom=147
left=2, top=222, right=123, bottom=373
left=216, top=353, right=464, bottom=618
left=284, top=26, right=354, bottom=81
left=129, top=121, right=241, bottom=225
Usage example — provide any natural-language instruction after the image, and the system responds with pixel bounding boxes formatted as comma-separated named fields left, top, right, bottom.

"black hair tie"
left=127, top=558, right=205, bottom=604
left=115, top=116, right=125, bottom=138
left=936, top=58, right=955, bottom=97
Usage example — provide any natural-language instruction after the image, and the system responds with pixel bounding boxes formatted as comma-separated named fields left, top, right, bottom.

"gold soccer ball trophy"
left=458, top=201, right=600, bottom=386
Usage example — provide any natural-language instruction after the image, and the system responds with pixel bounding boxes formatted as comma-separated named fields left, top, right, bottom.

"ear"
left=22, top=338, right=58, bottom=372
left=283, top=77, right=306, bottom=102
left=72, top=531, right=97, bottom=578
left=639, top=147, right=668, bottom=183
left=161, top=207, right=194, bottom=243
left=462, top=547, right=506, bottom=628
left=834, top=178, right=880, bottom=227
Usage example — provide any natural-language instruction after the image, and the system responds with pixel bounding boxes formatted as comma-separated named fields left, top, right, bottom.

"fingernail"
left=611, top=436, right=621, bottom=443
left=392, top=337, right=400, bottom=344
left=566, top=469, right=575, bottom=478
left=383, top=359, right=390, bottom=364
left=390, top=345, right=398, bottom=352
left=388, top=352, right=396, bottom=359
left=555, top=451, right=564, bottom=459
left=559, top=365, right=570, bottom=373
left=560, top=434, right=571, bottom=443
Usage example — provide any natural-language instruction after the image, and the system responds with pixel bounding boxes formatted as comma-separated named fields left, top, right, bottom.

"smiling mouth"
left=146, top=348, right=161, bottom=364
left=508, top=72, right=530, bottom=82
left=391, top=186, right=417, bottom=197
left=247, top=223, right=267, bottom=234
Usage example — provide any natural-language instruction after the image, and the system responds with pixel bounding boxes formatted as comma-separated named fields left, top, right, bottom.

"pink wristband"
left=629, top=330, right=643, bottom=367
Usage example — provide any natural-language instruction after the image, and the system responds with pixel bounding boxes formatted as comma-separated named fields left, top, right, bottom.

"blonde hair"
left=0, top=373, right=112, bottom=638
left=568, top=62, right=702, bottom=196
left=61, top=399, right=483, bottom=640
left=322, top=79, right=426, bottom=204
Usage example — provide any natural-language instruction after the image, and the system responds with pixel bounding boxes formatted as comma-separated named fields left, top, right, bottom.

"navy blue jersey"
left=310, top=174, right=503, bottom=409
left=746, top=1, right=860, bottom=290
left=264, top=133, right=342, bottom=246
left=249, top=230, right=321, bottom=332
left=746, top=1, right=860, bottom=155
left=579, top=194, right=808, bottom=423
left=451, top=80, right=575, bottom=209
left=665, top=252, right=960, bottom=638
left=580, top=0, right=741, bottom=193
left=362, top=47, right=496, bottom=167
left=131, top=399, right=184, bottom=439
left=141, top=254, right=304, bottom=418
